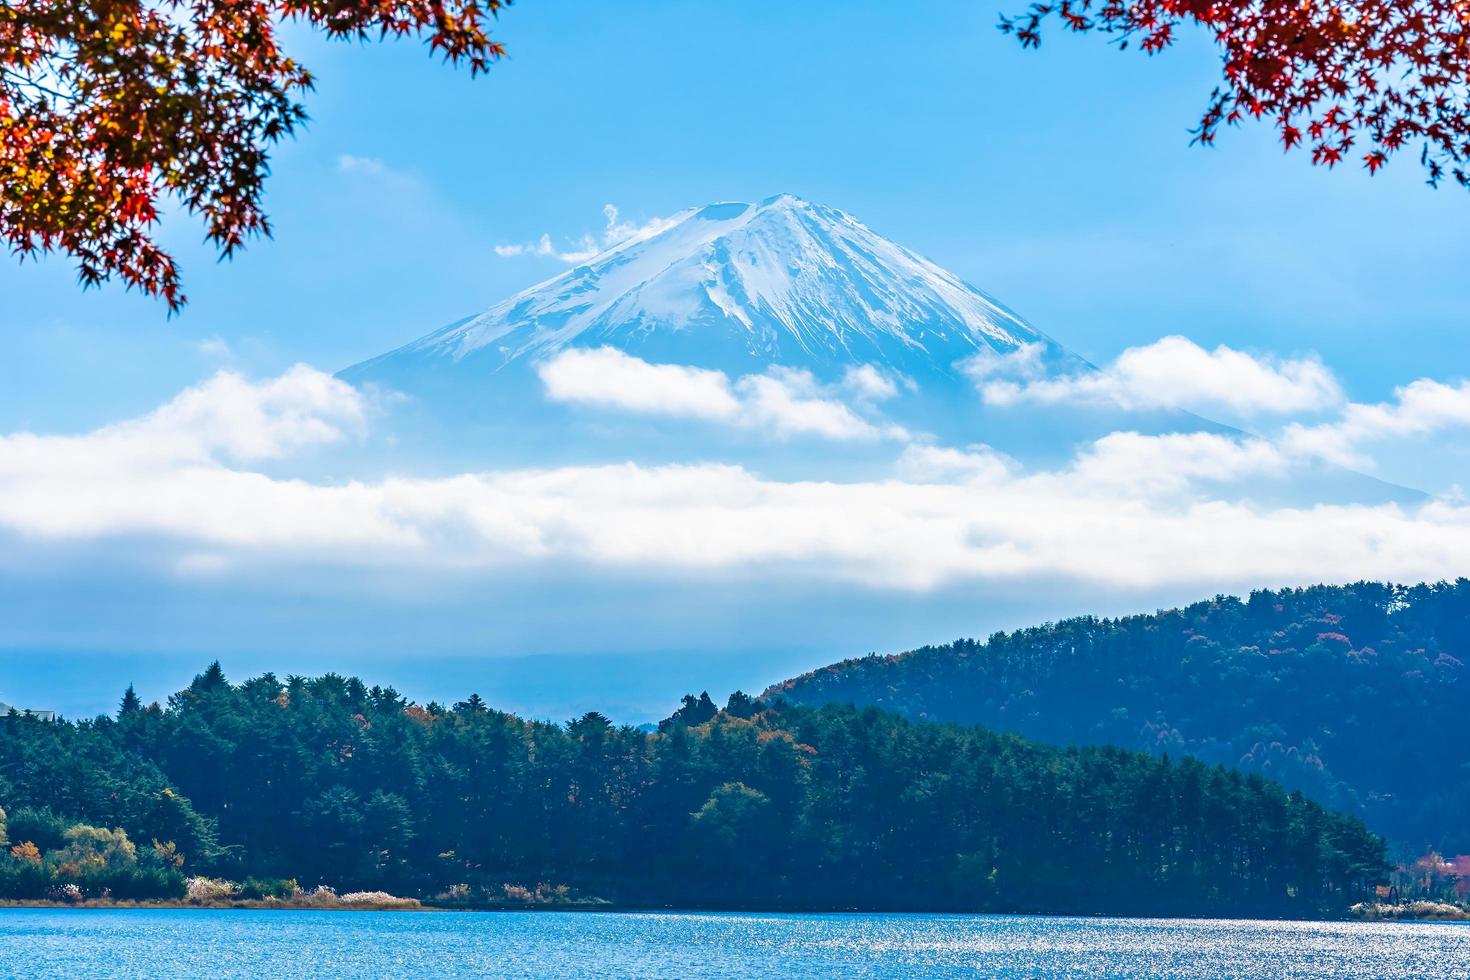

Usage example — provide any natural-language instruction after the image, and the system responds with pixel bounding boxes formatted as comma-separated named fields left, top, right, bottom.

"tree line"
left=0, top=663, right=1385, bottom=915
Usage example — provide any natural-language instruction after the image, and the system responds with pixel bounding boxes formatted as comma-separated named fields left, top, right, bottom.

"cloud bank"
left=536, top=347, right=904, bottom=441
left=3, top=360, right=1470, bottom=595
left=977, top=336, right=1343, bottom=416
left=1282, top=379, right=1470, bottom=469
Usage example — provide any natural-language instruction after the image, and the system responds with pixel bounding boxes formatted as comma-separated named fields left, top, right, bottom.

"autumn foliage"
left=1001, top=0, right=1470, bottom=188
left=1, top=0, right=509, bottom=310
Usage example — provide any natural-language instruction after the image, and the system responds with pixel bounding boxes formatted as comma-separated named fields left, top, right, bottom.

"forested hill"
left=0, top=667, right=1384, bottom=916
left=767, top=580, right=1470, bottom=854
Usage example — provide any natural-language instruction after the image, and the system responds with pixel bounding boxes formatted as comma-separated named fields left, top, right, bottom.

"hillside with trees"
left=768, top=580, right=1470, bottom=854
left=0, top=666, right=1385, bottom=916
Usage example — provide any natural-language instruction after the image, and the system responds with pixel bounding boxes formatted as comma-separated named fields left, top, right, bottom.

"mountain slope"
left=766, top=580, right=1470, bottom=854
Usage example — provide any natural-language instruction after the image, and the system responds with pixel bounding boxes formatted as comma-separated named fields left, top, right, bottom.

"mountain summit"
left=342, top=194, right=1076, bottom=387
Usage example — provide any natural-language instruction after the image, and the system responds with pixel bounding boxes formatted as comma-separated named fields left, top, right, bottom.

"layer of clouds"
left=739, top=370, right=903, bottom=440
left=977, top=336, right=1343, bottom=416
left=4, top=364, right=1470, bottom=593
left=0, top=366, right=365, bottom=478
left=537, top=347, right=905, bottom=441
left=1067, top=431, right=1289, bottom=495
left=1282, top=379, right=1470, bottom=469
left=537, top=347, right=740, bottom=421
left=965, top=336, right=1470, bottom=482
left=896, top=444, right=1015, bottom=483
left=843, top=364, right=906, bottom=402
left=494, top=204, right=680, bottom=264
left=960, top=341, right=1048, bottom=382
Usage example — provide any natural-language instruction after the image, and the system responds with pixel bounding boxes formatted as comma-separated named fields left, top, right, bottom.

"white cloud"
left=493, top=235, right=558, bottom=260
left=600, top=204, right=681, bottom=249
left=1067, top=432, right=1289, bottom=494
left=1281, top=379, right=1470, bottom=469
left=3, top=441, right=1468, bottom=593
left=0, top=367, right=365, bottom=484
left=537, top=348, right=901, bottom=441
left=896, top=444, right=1015, bottom=483
left=536, top=347, right=740, bottom=421
left=736, top=369, right=891, bottom=440
left=842, top=364, right=904, bottom=402
left=979, top=336, right=1343, bottom=416
left=0, top=367, right=373, bottom=546
left=191, top=337, right=234, bottom=360
left=335, top=155, right=423, bottom=196
left=337, top=154, right=388, bottom=177
left=494, top=203, right=680, bottom=264
left=959, top=342, right=1048, bottom=382
left=4, top=367, right=1470, bottom=594
left=137, top=365, right=368, bottom=462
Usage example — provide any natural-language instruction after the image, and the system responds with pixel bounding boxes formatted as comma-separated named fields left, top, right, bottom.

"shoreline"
left=2, top=899, right=1464, bottom=923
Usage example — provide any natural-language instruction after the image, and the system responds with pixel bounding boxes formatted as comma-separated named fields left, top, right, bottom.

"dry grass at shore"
left=0, top=879, right=611, bottom=912
left=1351, top=901, right=1470, bottom=922
left=0, top=897, right=424, bottom=911
left=185, top=881, right=422, bottom=910
left=0, top=881, right=422, bottom=912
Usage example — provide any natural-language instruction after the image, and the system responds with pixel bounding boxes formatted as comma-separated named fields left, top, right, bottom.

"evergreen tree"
left=0, top=665, right=1389, bottom=912
left=771, top=579, right=1470, bottom=852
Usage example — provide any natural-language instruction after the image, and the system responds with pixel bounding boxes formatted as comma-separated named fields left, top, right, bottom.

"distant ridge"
left=767, top=579, right=1470, bottom=853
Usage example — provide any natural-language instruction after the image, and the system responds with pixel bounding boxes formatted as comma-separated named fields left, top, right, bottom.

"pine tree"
left=119, top=685, right=142, bottom=718
left=193, top=662, right=228, bottom=692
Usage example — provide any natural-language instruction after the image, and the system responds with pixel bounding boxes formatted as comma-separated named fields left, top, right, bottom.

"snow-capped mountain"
left=336, top=195, right=1414, bottom=505
left=342, top=194, right=1079, bottom=387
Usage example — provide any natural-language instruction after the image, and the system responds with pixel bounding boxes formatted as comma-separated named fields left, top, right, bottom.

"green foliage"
left=0, top=665, right=1388, bottom=914
left=771, top=580, right=1470, bottom=853
left=689, top=782, right=777, bottom=881
left=660, top=692, right=719, bottom=731
left=143, top=790, right=217, bottom=868
left=239, top=876, right=296, bottom=900
left=0, top=852, right=49, bottom=900
left=0, top=821, right=185, bottom=900
left=5, top=808, right=69, bottom=852
left=54, top=824, right=137, bottom=874
left=723, top=691, right=758, bottom=719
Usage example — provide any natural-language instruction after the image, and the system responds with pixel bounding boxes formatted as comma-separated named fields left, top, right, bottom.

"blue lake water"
left=4, top=908, right=1469, bottom=978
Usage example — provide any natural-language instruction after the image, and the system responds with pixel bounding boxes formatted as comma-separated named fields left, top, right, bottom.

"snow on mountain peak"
left=350, top=195, right=1072, bottom=384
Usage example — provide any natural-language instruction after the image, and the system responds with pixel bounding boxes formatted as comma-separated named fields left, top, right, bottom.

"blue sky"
left=3, top=1, right=1466, bottom=423
left=1, top=1, right=1467, bottom=719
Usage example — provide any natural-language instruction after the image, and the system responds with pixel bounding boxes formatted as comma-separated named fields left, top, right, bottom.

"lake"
left=5, top=908, right=1469, bottom=977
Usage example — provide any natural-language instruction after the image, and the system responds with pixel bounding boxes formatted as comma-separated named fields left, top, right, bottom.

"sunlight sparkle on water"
left=5, top=910, right=1469, bottom=978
